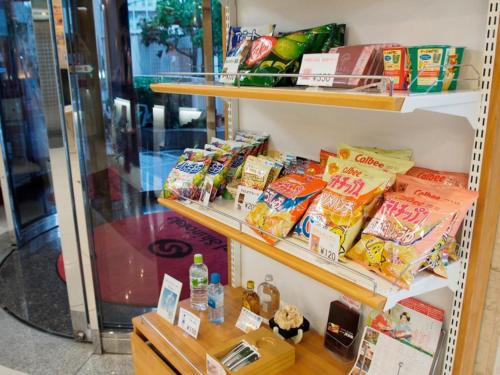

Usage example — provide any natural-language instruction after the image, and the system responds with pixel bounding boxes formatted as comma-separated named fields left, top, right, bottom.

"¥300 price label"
left=297, top=53, right=339, bottom=87
left=309, top=224, right=340, bottom=262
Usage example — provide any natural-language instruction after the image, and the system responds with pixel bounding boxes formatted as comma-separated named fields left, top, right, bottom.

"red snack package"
left=320, top=149, right=337, bottom=167
left=406, top=167, right=469, bottom=188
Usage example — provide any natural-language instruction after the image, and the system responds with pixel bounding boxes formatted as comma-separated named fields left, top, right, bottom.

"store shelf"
left=158, top=197, right=460, bottom=311
left=150, top=82, right=480, bottom=125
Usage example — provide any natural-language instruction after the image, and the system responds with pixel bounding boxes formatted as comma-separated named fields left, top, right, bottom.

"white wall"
left=232, top=0, right=488, bottom=349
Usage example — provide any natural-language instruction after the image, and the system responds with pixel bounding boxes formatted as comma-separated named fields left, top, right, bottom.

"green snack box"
left=408, top=45, right=449, bottom=93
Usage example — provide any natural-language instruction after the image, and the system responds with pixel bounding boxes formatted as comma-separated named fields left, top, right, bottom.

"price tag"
left=234, top=185, right=262, bottom=212
left=199, top=177, right=214, bottom=207
left=297, top=53, right=339, bottom=87
left=219, top=56, right=240, bottom=84
left=235, top=307, right=262, bottom=333
left=206, top=354, right=226, bottom=375
left=178, top=307, right=201, bottom=339
left=309, top=224, right=340, bottom=262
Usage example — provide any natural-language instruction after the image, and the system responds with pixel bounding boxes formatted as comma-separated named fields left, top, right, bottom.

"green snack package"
left=238, top=23, right=346, bottom=87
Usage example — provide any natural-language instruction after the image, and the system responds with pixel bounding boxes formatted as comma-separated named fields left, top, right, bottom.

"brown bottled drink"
left=257, top=274, right=280, bottom=320
left=242, top=280, right=260, bottom=315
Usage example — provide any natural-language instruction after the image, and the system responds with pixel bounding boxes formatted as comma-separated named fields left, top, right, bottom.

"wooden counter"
left=131, top=287, right=352, bottom=374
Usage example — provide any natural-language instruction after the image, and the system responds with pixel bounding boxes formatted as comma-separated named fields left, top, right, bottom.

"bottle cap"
left=211, top=273, right=220, bottom=284
left=265, top=274, right=273, bottom=282
left=247, top=280, right=254, bottom=289
left=194, top=253, right=203, bottom=264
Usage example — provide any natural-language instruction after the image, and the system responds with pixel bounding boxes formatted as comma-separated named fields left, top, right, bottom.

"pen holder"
left=207, top=327, right=295, bottom=374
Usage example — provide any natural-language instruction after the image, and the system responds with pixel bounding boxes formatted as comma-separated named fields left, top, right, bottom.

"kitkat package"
left=246, top=174, right=326, bottom=244
left=294, top=158, right=394, bottom=258
left=160, top=149, right=214, bottom=200
left=347, top=190, right=459, bottom=288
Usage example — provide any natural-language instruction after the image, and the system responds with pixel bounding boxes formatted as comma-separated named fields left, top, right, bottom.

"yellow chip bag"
left=240, top=156, right=272, bottom=190
left=355, top=146, right=413, bottom=160
left=294, top=158, right=394, bottom=259
left=337, top=144, right=414, bottom=174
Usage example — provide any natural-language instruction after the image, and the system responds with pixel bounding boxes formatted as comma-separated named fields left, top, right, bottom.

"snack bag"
left=283, top=157, right=325, bottom=180
left=258, top=155, right=284, bottom=184
left=200, top=145, right=234, bottom=202
left=240, top=156, right=273, bottom=190
left=337, top=144, right=414, bottom=174
left=320, top=149, right=337, bottom=166
left=294, top=158, right=394, bottom=258
left=237, top=130, right=270, bottom=155
left=346, top=190, right=458, bottom=288
left=406, top=166, right=468, bottom=188
left=160, top=149, right=214, bottom=200
left=210, top=137, right=249, bottom=182
left=239, top=23, right=345, bottom=87
left=246, top=174, right=326, bottom=244
left=394, top=174, right=477, bottom=276
left=356, top=146, right=413, bottom=161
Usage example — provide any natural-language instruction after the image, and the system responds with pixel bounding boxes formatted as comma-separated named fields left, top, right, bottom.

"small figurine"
left=269, top=304, right=310, bottom=344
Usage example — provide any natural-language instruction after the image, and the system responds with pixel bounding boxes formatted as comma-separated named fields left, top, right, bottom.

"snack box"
left=207, top=327, right=295, bottom=374
left=383, top=47, right=410, bottom=90
left=442, top=46, right=465, bottom=91
left=408, top=45, right=449, bottom=93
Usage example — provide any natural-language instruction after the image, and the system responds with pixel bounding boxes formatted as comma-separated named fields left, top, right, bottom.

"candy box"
left=442, top=47, right=465, bottom=91
left=383, top=47, right=410, bottom=90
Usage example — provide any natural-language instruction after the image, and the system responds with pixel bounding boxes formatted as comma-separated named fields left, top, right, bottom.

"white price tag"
left=219, top=56, right=240, bottom=84
left=297, top=53, right=339, bottom=87
left=206, top=354, right=226, bottom=375
left=234, top=185, right=262, bottom=212
left=309, top=224, right=340, bottom=262
left=178, top=307, right=201, bottom=339
left=235, top=307, right=262, bottom=333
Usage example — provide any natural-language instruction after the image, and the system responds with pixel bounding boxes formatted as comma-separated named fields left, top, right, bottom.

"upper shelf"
left=158, top=197, right=460, bottom=311
left=150, top=82, right=481, bottom=127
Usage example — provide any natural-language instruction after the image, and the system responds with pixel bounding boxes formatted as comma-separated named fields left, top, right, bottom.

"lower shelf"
left=132, top=287, right=353, bottom=374
left=158, top=197, right=460, bottom=310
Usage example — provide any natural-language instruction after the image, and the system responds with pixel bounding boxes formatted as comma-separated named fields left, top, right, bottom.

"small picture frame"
left=157, top=274, right=183, bottom=324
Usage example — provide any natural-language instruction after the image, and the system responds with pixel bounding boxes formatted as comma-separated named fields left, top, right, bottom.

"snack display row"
left=221, top=22, right=466, bottom=93
left=160, top=137, right=476, bottom=290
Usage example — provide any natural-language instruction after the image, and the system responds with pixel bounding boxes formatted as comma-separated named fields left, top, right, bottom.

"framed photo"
left=157, top=274, right=183, bottom=324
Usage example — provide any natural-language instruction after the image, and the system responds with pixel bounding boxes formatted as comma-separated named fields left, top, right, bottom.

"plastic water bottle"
left=208, top=273, right=224, bottom=324
left=189, top=254, right=208, bottom=310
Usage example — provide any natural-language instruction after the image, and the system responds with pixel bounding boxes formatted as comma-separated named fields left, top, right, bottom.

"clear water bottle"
left=189, top=254, right=208, bottom=310
left=208, top=273, right=224, bottom=325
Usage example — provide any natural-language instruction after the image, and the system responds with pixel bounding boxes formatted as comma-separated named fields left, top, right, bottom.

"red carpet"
left=57, top=211, right=227, bottom=306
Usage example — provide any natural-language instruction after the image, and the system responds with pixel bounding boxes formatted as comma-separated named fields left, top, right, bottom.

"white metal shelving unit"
left=153, top=1, right=499, bottom=373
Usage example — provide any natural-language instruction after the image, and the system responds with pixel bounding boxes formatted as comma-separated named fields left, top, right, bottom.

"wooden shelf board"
left=158, top=197, right=387, bottom=310
left=150, top=83, right=405, bottom=111
left=133, top=287, right=353, bottom=374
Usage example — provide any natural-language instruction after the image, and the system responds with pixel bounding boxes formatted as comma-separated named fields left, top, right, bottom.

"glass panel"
left=66, top=0, right=226, bottom=329
left=0, top=0, right=72, bottom=336
left=0, top=0, right=57, bottom=240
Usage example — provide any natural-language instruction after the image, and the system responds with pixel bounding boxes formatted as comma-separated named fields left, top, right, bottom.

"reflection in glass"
left=68, top=0, right=227, bottom=328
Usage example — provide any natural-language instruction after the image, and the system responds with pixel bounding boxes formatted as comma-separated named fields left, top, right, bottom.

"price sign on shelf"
left=234, top=185, right=262, bottom=212
left=178, top=307, right=201, bottom=339
left=297, top=53, right=339, bottom=87
left=308, top=224, right=340, bottom=262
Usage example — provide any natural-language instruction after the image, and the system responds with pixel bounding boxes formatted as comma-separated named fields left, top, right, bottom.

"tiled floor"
left=0, top=309, right=133, bottom=375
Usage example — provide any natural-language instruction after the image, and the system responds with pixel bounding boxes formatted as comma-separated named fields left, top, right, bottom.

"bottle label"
left=208, top=293, right=223, bottom=308
left=191, top=276, right=208, bottom=287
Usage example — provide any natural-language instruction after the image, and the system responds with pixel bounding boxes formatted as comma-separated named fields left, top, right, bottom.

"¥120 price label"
left=297, top=53, right=339, bottom=87
left=309, top=224, right=340, bottom=262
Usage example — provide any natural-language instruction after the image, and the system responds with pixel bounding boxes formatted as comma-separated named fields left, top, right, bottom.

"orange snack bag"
left=406, top=166, right=468, bottom=188
left=320, top=149, right=337, bottom=167
left=347, top=190, right=458, bottom=288
left=246, top=174, right=326, bottom=244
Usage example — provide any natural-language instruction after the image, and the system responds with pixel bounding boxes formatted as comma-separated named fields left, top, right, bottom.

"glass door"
left=63, top=0, right=227, bottom=336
